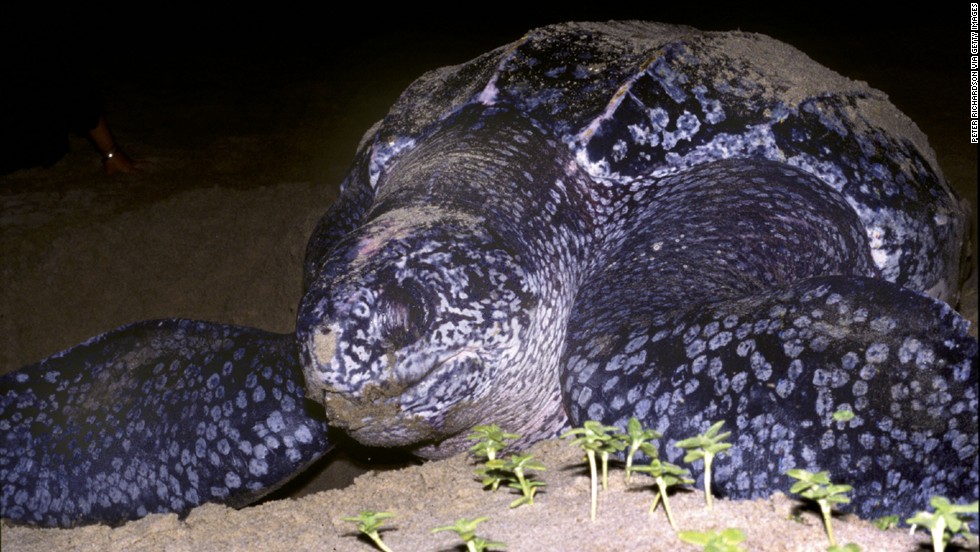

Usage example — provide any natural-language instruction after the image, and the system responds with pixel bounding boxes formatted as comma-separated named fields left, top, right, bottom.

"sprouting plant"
left=786, top=512, right=806, bottom=524
left=614, top=416, right=662, bottom=485
left=562, top=421, right=620, bottom=521
left=596, top=427, right=626, bottom=491
left=432, top=516, right=506, bottom=552
left=342, top=510, right=396, bottom=552
left=906, top=496, right=978, bottom=552
left=468, top=424, right=520, bottom=462
left=630, top=457, right=693, bottom=530
left=469, top=424, right=520, bottom=491
left=826, top=544, right=861, bottom=552
left=832, top=409, right=854, bottom=422
left=677, top=528, right=746, bottom=551
left=486, top=452, right=546, bottom=508
left=675, top=420, right=732, bottom=510
left=871, top=514, right=899, bottom=530
left=786, top=469, right=852, bottom=547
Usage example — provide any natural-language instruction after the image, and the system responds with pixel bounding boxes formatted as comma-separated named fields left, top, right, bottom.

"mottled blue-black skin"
left=2, top=22, right=978, bottom=528
left=561, top=160, right=978, bottom=521
left=1, top=321, right=329, bottom=527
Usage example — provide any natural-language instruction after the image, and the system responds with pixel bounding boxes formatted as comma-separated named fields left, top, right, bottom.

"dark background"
left=2, top=5, right=972, bottom=191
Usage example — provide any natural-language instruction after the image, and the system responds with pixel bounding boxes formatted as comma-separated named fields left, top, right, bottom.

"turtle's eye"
left=376, top=281, right=431, bottom=349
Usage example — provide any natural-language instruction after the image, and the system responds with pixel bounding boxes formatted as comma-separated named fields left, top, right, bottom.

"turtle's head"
left=298, top=105, right=588, bottom=457
left=297, top=208, right=559, bottom=458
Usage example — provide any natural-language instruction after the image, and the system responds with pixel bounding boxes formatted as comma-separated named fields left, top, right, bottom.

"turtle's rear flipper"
left=561, top=275, right=978, bottom=523
left=0, top=319, right=330, bottom=527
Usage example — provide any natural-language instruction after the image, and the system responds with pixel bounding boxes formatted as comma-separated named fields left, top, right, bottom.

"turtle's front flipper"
left=563, top=275, right=978, bottom=522
left=561, top=159, right=978, bottom=522
left=0, top=319, right=331, bottom=527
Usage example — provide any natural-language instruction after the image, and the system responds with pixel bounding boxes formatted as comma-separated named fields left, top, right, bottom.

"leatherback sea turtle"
left=2, top=21, right=977, bottom=528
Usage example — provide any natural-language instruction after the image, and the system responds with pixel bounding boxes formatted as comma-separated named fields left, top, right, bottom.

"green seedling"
left=596, top=427, right=626, bottom=491
left=614, top=416, right=662, bottom=485
left=677, top=528, right=746, bottom=551
left=871, top=515, right=899, bottom=530
left=786, top=469, right=852, bottom=547
left=675, top=420, right=732, bottom=510
left=832, top=409, right=854, bottom=422
left=468, top=424, right=520, bottom=462
left=342, top=510, right=396, bottom=552
left=474, top=465, right=507, bottom=492
left=786, top=512, right=806, bottom=524
left=562, top=420, right=620, bottom=521
left=906, top=496, right=978, bottom=552
left=826, top=544, right=861, bottom=552
left=469, top=424, right=520, bottom=491
left=486, top=453, right=546, bottom=508
left=630, top=457, right=693, bottom=530
left=432, top=516, right=506, bottom=552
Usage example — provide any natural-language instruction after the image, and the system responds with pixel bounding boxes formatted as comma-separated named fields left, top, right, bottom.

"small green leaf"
left=675, top=421, right=732, bottom=510
left=342, top=511, right=396, bottom=552
left=678, top=528, right=746, bottom=551
left=432, top=517, right=505, bottom=552
left=871, top=515, right=899, bottom=530
left=341, top=510, right=395, bottom=533
left=906, top=496, right=978, bottom=551
left=786, top=469, right=852, bottom=546
left=432, top=516, right=490, bottom=541
left=468, top=424, right=520, bottom=462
